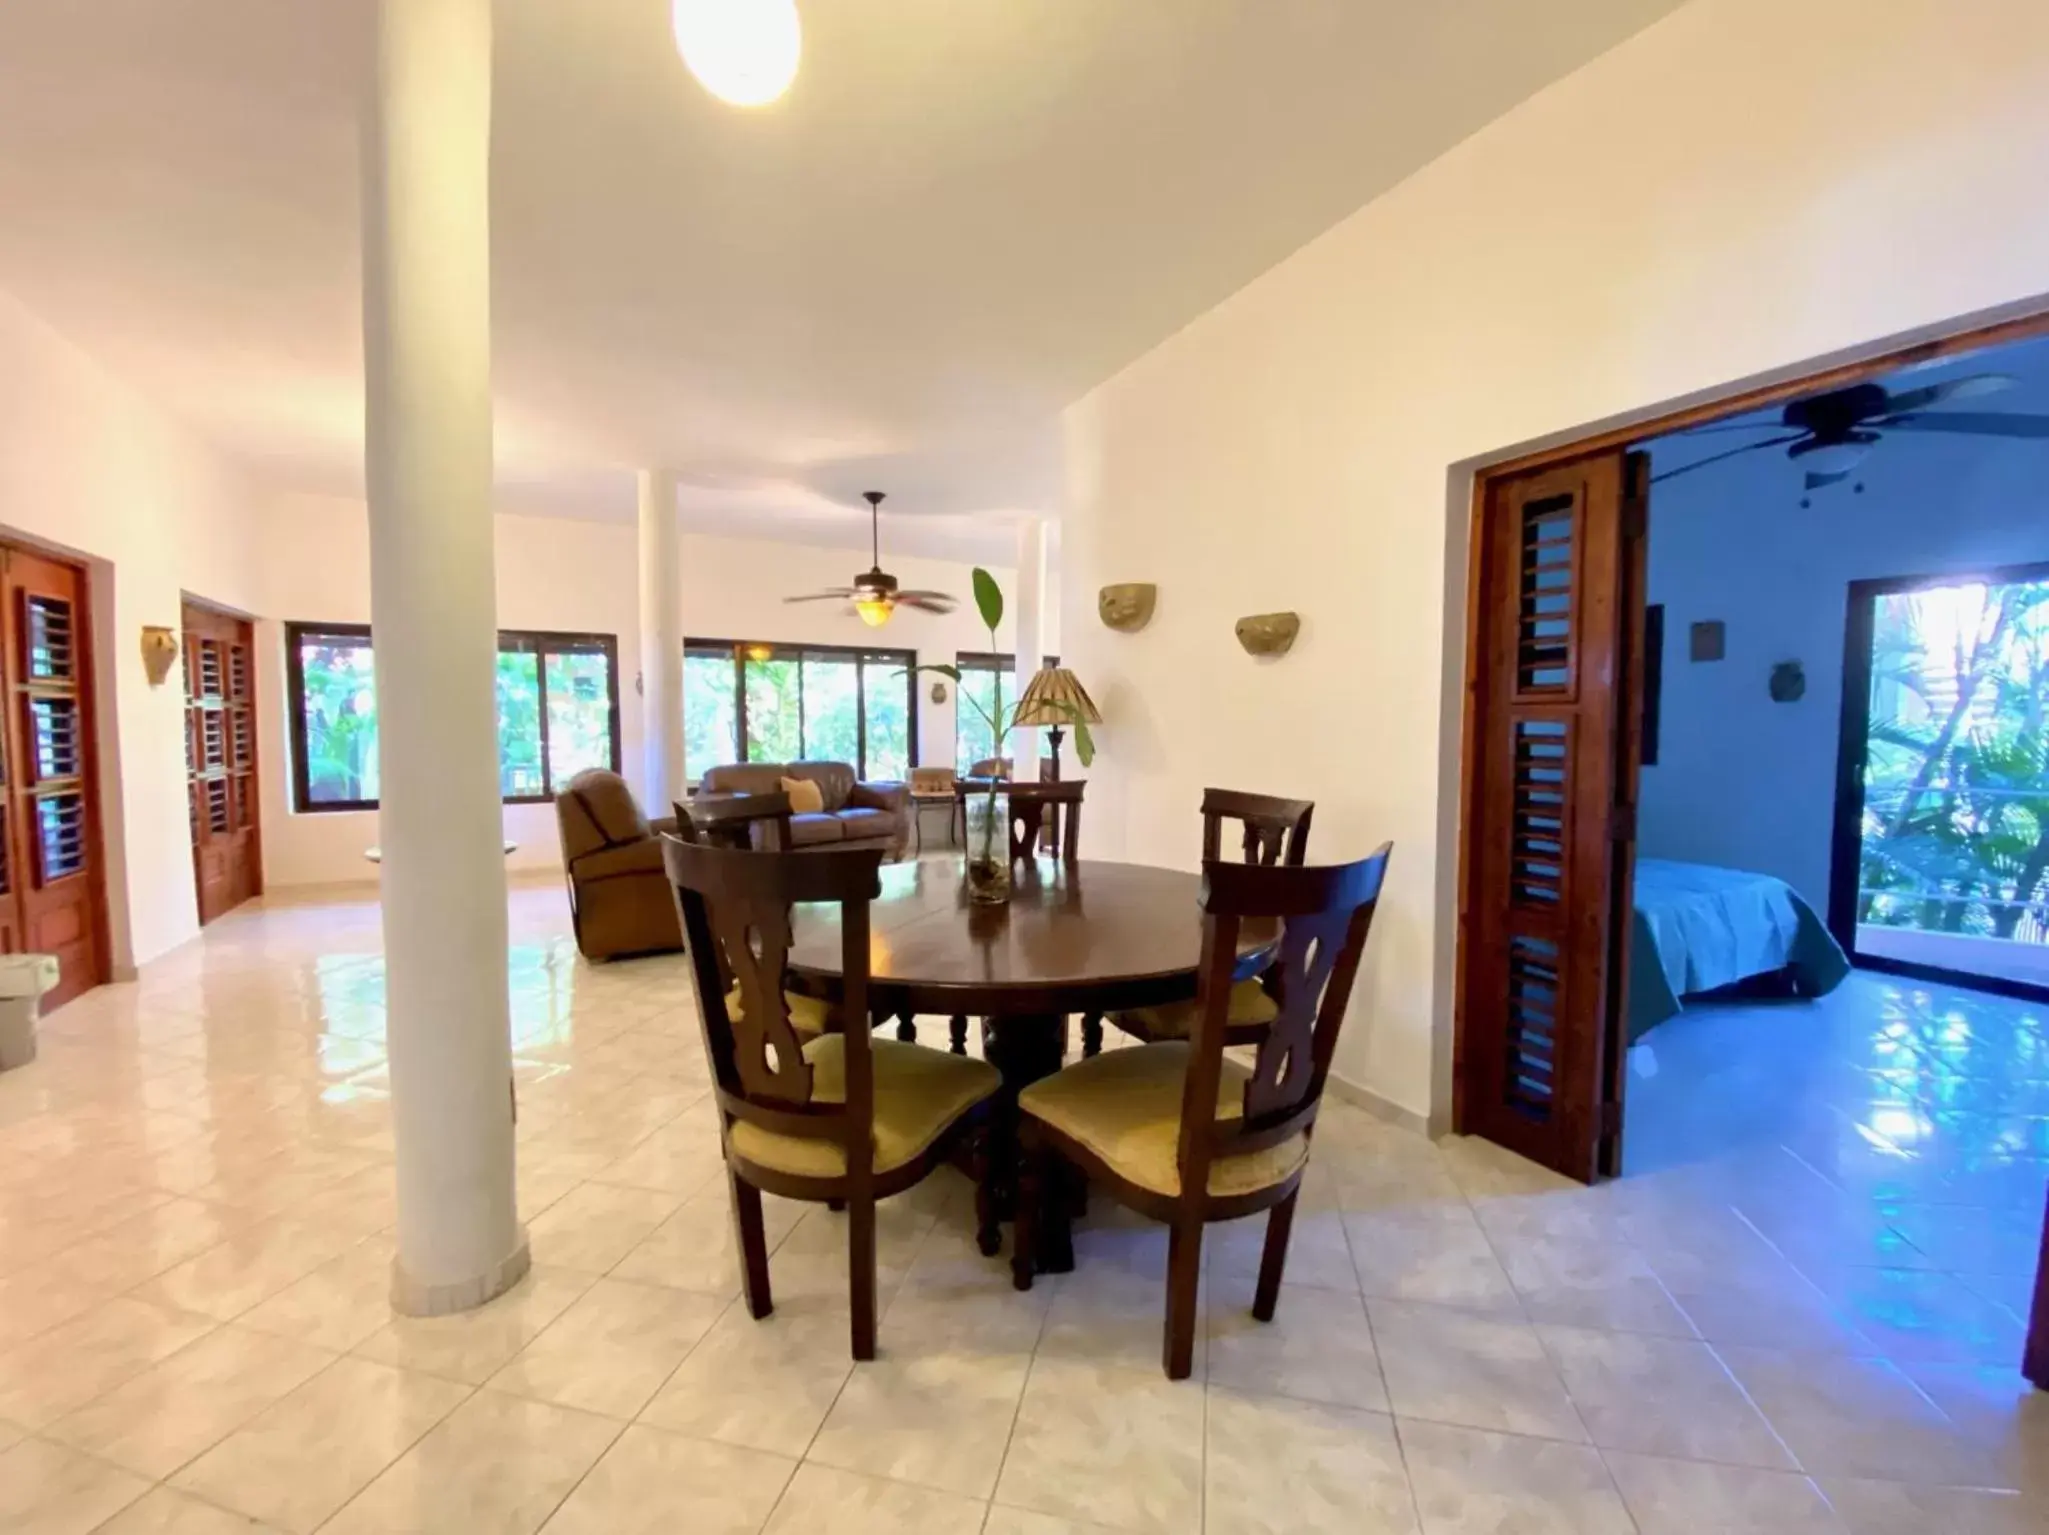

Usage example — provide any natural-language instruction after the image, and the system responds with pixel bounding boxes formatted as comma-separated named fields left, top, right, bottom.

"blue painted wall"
left=1638, top=403, right=2049, bottom=912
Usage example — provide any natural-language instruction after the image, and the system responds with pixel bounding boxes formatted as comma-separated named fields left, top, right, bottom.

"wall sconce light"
left=140, top=625, right=180, bottom=688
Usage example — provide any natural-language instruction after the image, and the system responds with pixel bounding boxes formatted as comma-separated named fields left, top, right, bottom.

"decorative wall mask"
left=930, top=680, right=948, bottom=704
left=1769, top=660, right=1806, bottom=703
left=1234, top=612, right=1300, bottom=658
left=140, top=626, right=180, bottom=688
left=1097, top=583, right=1157, bottom=633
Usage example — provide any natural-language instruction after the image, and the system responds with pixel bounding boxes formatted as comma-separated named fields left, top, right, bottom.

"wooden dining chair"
left=663, top=835, right=1003, bottom=1361
left=1006, top=779, right=1084, bottom=865
left=672, top=795, right=829, bottom=1038
left=1011, top=844, right=1391, bottom=1379
left=676, top=790, right=795, bottom=852
left=1091, top=788, right=1315, bottom=1056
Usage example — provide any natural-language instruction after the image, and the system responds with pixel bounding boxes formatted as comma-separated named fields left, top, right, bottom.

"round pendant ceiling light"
left=671, top=0, right=802, bottom=108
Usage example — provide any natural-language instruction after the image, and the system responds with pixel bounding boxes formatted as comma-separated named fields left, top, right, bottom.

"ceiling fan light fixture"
left=671, top=0, right=801, bottom=108
left=853, top=595, right=894, bottom=628
left=1791, top=437, right=1874, bottom=478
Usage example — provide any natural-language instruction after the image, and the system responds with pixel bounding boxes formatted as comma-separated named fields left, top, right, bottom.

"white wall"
left=1638, top=427, right=2049, bottom=912
left=256, top=500, right=1013, bottom=887
left=1058, top=0, right=2049, bottom=1122
left=0, top=289, right=263, bottom=974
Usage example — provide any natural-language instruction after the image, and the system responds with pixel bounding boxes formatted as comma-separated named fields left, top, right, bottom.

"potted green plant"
left=907, top=569, right=1096, bottom=904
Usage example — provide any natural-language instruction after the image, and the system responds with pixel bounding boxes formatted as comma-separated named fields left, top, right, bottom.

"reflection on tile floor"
left=0, top=884, right=2043, bottom=1532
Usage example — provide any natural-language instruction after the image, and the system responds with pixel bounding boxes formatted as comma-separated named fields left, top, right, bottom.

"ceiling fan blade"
left=1882, top=373, right=2016, bottom=415
left=1649, top=433, right=1807, bottom=484
left=1879, top=411, right=2049, bottom=439
left=897, top=594, right=958, bottom=614
left=783, top=589, right=859, bottom=603
left=1669, top=417, right=1796, bottom=436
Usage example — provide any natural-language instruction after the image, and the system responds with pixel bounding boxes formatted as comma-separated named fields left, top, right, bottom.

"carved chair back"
left=662, top=835, right=883, bottom=1179
left=1200, top=788, right=1315, bottom=867
left=1175, top=845, right=1393, bottom=1197
left=679, top=791, right=795, bottom=852
left=1006, top=779, right=1085, bottom=865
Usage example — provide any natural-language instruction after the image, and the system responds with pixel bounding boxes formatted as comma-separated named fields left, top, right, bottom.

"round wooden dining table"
left=785, top=857, right=1277, bottom=1205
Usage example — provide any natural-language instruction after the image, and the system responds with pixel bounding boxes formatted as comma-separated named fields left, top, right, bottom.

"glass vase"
left=963, top=787, right=1011, bottom=906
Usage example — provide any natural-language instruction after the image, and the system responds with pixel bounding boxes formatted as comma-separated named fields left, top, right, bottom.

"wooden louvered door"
left=184, top=601, right=261, bottom=925
left=1456, top=449, right=1648, bottom=1182
left=1, top=544, right=108, bottom=1010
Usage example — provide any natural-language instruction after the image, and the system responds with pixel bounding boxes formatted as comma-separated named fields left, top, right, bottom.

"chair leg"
left=949, top=1016, right=969, bottom=1055
left=1163, top=1217, right=1204, bottom=1381
left=1081, top=1012, right=1104, bottom=1058
left=895, top=1011, right=917, bottom=1044
left=848, top=1192, right=877, bottom=1362
left=729, top=1170, right=773, bottom=1320
left=973, top=1121, right=1002, bottom=1258
left=1253, top=1188, right=1299, bottom=1322
left=1011, top=1127, right=1040, bottom=1291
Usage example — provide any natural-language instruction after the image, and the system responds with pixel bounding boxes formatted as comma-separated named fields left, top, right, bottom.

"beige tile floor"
left=0, top=880, right=2043, bottom=1532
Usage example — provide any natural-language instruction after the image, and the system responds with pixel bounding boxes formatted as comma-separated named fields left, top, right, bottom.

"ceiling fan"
left=782, top=491, right=958, bottom=628
left=1653, top=372, right=2049, bottom=494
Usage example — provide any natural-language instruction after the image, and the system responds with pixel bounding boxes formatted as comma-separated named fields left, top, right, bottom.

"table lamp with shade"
left=1014, top=666, right=1102, bottom=780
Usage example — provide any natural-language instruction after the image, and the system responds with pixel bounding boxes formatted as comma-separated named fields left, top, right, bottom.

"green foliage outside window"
left=1859, top=576, right=2049, bottom=946
left=684, top=640, right=914, bottom=780
left=290, top=626, right=617, bottom=810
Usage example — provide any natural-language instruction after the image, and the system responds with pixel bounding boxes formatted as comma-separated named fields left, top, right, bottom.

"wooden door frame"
left=1452, top=303, right=2049, bottom=1153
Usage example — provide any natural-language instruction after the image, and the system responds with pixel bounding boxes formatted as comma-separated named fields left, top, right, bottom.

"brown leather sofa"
left=555, top=769, right=684, bottom=961
left=697, top=761, right=908, bottom=856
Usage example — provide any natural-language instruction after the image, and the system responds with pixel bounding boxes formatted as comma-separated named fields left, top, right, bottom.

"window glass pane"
left=801, top=653, right=861, bottom=768
left=744, top=656, right=803, bottom=764
left=298, top=633, right=380, bottom=803
left=496, top=650, right=544, bottom=797
left=956, top=665, right=1002, bottom=774
left=683, top=650, right=739, bottom=776
left=545, top=649, right=614, bottom=788
left=1857, top=575, right=2049, bottom=986
left=863, top=654, right=910, bottom=781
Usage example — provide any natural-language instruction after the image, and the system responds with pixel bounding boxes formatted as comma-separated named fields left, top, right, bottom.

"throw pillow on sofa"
left=780, top=776, right=825, bottom=815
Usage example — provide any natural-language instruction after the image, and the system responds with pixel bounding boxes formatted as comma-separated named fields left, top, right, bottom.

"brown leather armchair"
left=555, top=769, right=684, bottom=961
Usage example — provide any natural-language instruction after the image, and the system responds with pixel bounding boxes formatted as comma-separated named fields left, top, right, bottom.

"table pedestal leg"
left=980, top=1012, right=1068, bottom=1219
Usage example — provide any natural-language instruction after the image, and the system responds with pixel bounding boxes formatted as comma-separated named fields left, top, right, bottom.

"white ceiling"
left=0, top=0, right=1687, bottom=560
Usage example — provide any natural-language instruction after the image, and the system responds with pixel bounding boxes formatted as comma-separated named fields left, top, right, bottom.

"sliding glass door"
left=1833, top=564, right=2049, bottom=991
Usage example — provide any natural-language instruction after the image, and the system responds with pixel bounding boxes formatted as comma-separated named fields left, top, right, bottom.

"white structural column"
left=363, top=0, right=527, bottom=1315
left=637, top=469, right=685, bottom=808
left=1011, top=518, right=1049, bottom=774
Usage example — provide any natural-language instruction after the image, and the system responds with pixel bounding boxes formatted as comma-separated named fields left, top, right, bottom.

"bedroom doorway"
left=1455, top=307, right=2049, bottom=1186
left=1830, top=563, right=2049, bottom=996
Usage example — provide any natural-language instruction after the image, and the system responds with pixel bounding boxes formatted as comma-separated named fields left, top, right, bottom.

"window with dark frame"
left=953, top=651, right=1058, bottom=774
left=682, top=638, right=918, bottom=783
left=285, top=622, right=622, bottom=812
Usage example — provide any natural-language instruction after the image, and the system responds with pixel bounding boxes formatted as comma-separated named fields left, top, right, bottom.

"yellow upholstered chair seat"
left=728, top=1035, right=1000, bottom=1181
left=1113, top=978, right=1278, bottom=1040
left=1017, top=1041, right=1307, bottom=1199
left=724, top=985, right=834, bottom=1038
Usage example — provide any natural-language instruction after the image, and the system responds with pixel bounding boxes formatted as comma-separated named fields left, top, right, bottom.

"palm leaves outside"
left=1860, top=578, right=2049, bottom=946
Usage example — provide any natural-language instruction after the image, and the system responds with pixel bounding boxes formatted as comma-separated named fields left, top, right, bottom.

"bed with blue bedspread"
left=1628, top=858, right=1851, bottom=1043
